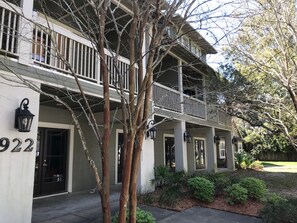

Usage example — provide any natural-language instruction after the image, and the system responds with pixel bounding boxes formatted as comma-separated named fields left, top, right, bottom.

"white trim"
left=33, top=192, right=68, bottom=200
left=115, top=129, right=123, bottom=184
left=163, top=134, right=174, bottom=167
left=38, top=122, right=74, bottom=193
left=193, top=137, right=207, bottom=170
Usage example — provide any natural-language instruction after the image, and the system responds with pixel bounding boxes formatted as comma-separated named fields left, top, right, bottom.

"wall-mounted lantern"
left=232, top=136, right=243, bottom=144
left=184, top=130, right=192, bottom=143
left=15, top=98, right=35, bottom=132
left=146, top=120, right=157, bottom=140
left=214, top=135, right=220, bottom=144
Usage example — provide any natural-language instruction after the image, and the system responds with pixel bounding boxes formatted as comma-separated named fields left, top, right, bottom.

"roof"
left=171, top=16, right=217, bottom=54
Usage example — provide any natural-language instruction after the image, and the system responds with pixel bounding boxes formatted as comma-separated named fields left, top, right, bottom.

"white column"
left=0, top=75, right=40, bottom=223
left=138, top=122, right=155, bottom=192
left=18, top=0, right=34, bottom=65
left=174, top=121, right=187, bottom=172
left=206, top=127, right=217, bottom=172
left=177, top=59, right=184, bottom=113
left=224, top=131, right=235, bottom=170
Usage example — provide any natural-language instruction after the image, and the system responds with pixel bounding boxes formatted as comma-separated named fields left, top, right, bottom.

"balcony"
left=0, top=3, right=138, bottom=93
left=153, top=83, right=206, bottom=119
left=0, top=3, right=230, bottom=127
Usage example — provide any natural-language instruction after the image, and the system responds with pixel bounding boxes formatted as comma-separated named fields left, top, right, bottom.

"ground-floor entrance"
left=34, top=128, right=68, bottom=197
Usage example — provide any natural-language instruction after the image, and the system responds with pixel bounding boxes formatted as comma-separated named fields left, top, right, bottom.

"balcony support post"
left=18, top=0, right=34, bottom=65
left=177, top=59, right=184, bottom=113
left=206, top=127, right=217, bottom=172
left=219, top=131, right=235, bottom=170
left=174, top=121, right=188, bottom=172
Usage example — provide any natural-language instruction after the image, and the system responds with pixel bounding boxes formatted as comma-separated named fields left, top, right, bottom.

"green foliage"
left=112, top=208, right=155, bottom=223
left=239, top=177, right=267, bottom=200
left=234, top=151, right=256, bottom=169
left=188, top=177, right=215, bottom=202
left=263, top=193, right=287, bottom=205
left=158, top=187, right=180, bottom=207
left=138, top=192, right=153, bottom=204
left=151, top=166, right=171, bottom=188
left=154, top=169, right=188, bottom=207
left=225, top=183, right=248, bottom=205
left=250, top=160, right=264, bottom=170
left=206, top=173, right=232, bottom=196
left=259, top=198, right=297, bottom=223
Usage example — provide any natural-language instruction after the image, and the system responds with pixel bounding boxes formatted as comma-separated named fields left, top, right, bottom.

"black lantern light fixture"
left=184, top=130, right=192, bottom=143
left=146, top=120, right=157, bottom=140
left=214, top=135, right=220, bottom=144
left=232, top=136, right=243, bottom=144
left=15, top=98, right=35, bottom=132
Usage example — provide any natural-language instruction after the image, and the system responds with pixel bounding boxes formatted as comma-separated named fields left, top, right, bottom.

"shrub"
left=188, top=177, right=215, bottom=202
left=234, top=152, right=245, bottom=169
left=263, top=193, right=287, bottom=205
left=259, top=198, right=297, bottom=223
left=239, top=177, right=267, bottom=200
left=151, top=166, right=171, bottom=188
left=138, top=191, right=153, bottom=204
left=112, top=208, right=155, bottom=223
left=206, top=173, right=232, bottom=196
left=225, top=183, right=248, bottom=205
left=158, top=187, right=180, bottom=207
left=250, top=160, right=264, bottom=170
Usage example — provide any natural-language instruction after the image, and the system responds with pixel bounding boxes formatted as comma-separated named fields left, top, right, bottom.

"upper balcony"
left=0, top=1, right=230, bottom=128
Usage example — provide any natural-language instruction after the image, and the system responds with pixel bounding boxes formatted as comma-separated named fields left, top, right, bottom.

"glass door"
left=34, top=128, right=68, bottom=197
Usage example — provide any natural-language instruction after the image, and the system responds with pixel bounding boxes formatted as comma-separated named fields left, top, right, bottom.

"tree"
left=213, top=0, right=297, bottom=149
left=0, top=0, right=230, bottom=222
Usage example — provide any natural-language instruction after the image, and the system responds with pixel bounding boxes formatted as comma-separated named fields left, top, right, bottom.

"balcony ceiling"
left=171, top=45, right=215, bottom=76
left=40, top=85, right=120, bottom=113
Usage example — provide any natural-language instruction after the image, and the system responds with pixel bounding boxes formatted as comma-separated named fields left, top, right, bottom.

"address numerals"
left=0, top=137, right=34, bottom=152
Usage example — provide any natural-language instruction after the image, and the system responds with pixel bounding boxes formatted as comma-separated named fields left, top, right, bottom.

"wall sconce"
left=232, top=136, right=238, bottom=144
left=15, top=98, right=35, bottom=132
left=146, top=120, right=157, bottom=140
left=214, top=135, right=220, bottom=144
left=184, top=130, right=192, bottom=143
left=232, top=136, right=243, bottom=144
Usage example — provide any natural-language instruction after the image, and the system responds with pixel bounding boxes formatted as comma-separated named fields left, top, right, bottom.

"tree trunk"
left=129, top=132, right=145, bottom=223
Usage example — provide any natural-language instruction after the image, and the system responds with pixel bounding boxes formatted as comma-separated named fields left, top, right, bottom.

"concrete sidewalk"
left=32, top=191, right=263, bottom=223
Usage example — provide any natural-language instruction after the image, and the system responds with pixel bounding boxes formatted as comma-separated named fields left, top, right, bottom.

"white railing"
left=183, top=95, right=206, bottom=119
left=166, top=26, right=206, bottom=62
left=0, top=5, right=19, bottom=56
left=153, top=83, right=181, bottom=112
left=104, top=50, right=139, bottom=92
left=218, top=110, right=232, bottom=126
left=32, top=15, right=137, bottom=92
left=32, top=24, right=98, bottom=82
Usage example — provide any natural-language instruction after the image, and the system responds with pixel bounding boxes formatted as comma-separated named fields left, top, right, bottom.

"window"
left=195, top=139, right=206, bottom=169
left=219, top=140, right=226, bottom=159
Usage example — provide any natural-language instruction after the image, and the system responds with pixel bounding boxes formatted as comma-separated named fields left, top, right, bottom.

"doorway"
left=165, top=136, right=175, bottom=171
left=34, top=128, right=68, bottom=197
left=116, top=132, right=124, bottom=183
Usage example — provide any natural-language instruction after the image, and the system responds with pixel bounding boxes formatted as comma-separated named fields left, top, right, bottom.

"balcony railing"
left=183, top=95, right=206, bottom=119
left=0, top=4, right=19, bottom=56
left=0, top=3, right=230, bottom=126
left=153, top=83, right=181, bottom=112
left=207, top=105, right=232, bottom=127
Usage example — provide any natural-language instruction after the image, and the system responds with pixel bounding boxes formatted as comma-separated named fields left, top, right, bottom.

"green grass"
left=225, top=169, right=297, bottom=195
left=261, top=161, right=297, bottom=167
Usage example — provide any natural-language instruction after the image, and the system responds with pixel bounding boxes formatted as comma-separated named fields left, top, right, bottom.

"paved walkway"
left=32, top=191, right=263, bottom=223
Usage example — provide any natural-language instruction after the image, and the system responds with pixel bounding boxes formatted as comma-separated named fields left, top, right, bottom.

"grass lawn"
left=261, top=161, right=297, bottom=167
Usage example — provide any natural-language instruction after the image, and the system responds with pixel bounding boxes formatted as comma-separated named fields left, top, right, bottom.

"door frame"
left=115, top=129, right=123, bottom=184
left=163, top=134, right=174, bottom=168
left=193, top=137, right=207, bottom=171
left=38, top=122, right=74, bottom=193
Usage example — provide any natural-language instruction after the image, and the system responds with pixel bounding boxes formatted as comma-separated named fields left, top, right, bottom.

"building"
left=0, top=0, right=235, bottom=222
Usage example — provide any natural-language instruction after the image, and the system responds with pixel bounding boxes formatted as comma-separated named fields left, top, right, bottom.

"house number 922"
left=0, top=137, right=34, bottom=152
